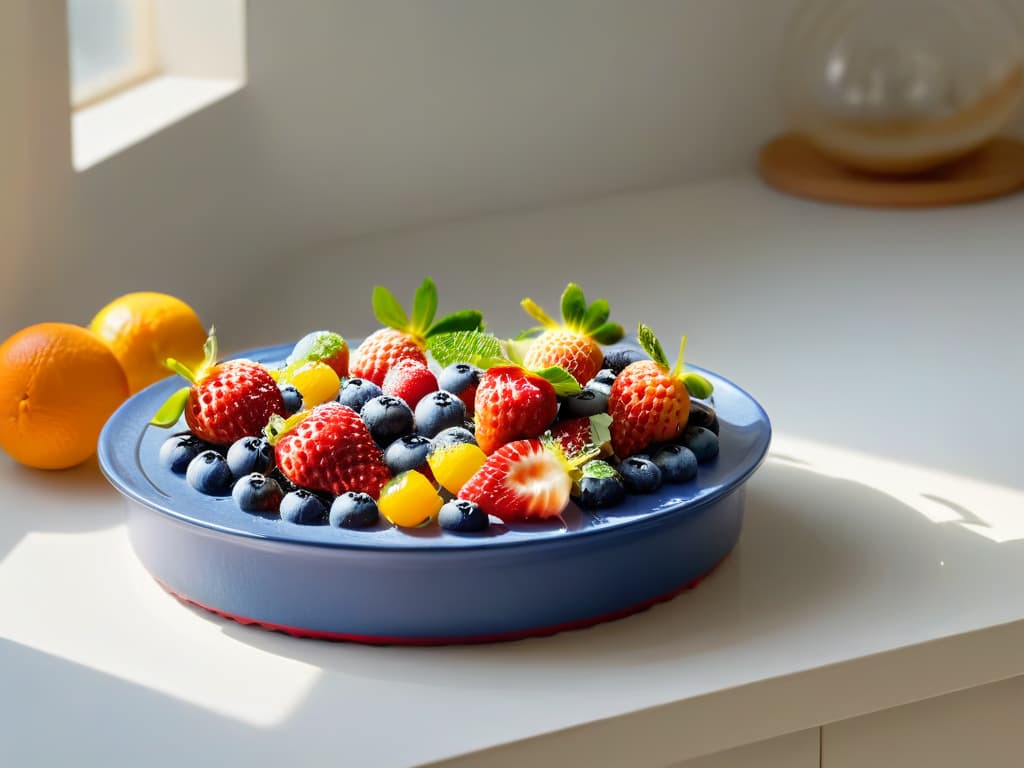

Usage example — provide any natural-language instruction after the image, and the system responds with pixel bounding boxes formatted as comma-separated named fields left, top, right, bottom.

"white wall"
left=5, top=0, right=801, bottom=345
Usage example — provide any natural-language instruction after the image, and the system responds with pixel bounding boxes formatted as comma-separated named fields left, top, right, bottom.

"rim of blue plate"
left=98, top=341, right=772, bottom=553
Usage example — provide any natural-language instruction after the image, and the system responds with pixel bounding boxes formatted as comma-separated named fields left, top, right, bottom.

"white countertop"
left=3, top=175, right=1023, bottom=767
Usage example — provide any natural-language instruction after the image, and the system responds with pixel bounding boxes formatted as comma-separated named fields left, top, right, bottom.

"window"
left=68, top=0, right=159, bottom=109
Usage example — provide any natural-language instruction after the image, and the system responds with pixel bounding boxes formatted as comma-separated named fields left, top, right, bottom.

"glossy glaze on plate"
left=99, top=342, right=771, bottom=643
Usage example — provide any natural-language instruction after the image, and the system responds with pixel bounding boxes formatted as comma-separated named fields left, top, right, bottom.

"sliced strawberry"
left=459, top=439, right=571, bottom=521
left=382, top=358, right=438, bottom=409
left=273, top=403, right=391, bottom=498
left=473, top=366, right=558, bottom=454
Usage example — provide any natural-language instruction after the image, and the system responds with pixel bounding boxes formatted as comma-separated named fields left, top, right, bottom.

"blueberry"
left=562, top=387, right=608, bottom=418
left=279, top=385, right=303, bottom=415
left=232, top=473, right=284, bottom=512
left=337, top=378, right=383, bottom=413
left=361, top=395, right=415, bottom=447
left=619, top=456, right=662, bottom=493
left=652, top=445, right=698, bottom=483
left=603, top=346, right=649, bottom=375
left=689, top=399, right=719, bottom=435
left=438, top=499, right=489, bottom=532
left=384, top=434, right=434, bottom=476
left=681, top=426, right=719, bottom=463
left=329, top=492, right=379, bottom=529
left=414, top=390, right=467, bottom=438
left=186, top=450, right=234, bottom=495
left=591, top=368, right=617, bottom=387
left=159, top=434, right=206, bottom=474
left=431, top=426, right=478, bottom=451
left=577, top=460, right=625, bottom=509
left=437, top=363, right=481, bottom=398
left=226, top=436, right=274, bottom=477
left=279, top=489, right=326, bottom=524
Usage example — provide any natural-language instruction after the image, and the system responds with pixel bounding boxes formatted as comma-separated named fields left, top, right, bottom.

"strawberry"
left=473, top=366, right=559, bottom=454
left=459, top=439, right=572, bottom=522
left=549, top=414, right=613, bottom=459
left=382, top=358, right=438, bottom=408
left=607, top=325, right=713, bottom=458
left=350, top=277, right=483, bottom=385
left=269, top=402, right=392, bottom=498
left=519, top=283, right=624, bottom=385
left=152, top=330, right=286, bottom=445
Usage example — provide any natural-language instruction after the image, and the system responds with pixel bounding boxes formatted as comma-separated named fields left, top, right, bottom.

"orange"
left=89, top=292, right=207, bottom=394
left=0, top=322, right=130, bottom=469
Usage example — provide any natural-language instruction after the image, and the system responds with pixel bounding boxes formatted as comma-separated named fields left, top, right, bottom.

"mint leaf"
left=582, top=459, right=620, bottom=480
left=372, top=285, right=409, bottom=330
left=411, top=277, right=438, bottom=334
left=532, top=366, right=582, bottom=396
left=427, top=309, right=483, bottom=337
left=150, top=386, right=190, bottom=428
left=560, top=283, right=587, bottom=328
left=427, top=331, right=507, bottom=368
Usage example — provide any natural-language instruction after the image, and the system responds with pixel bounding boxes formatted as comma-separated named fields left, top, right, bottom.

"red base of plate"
left=158, top=557, right=724, bottom=646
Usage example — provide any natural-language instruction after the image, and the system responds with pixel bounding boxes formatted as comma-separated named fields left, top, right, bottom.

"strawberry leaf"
left=164, top=357, right=198, bottom=383
left=532, top=366, right=582, bottom=396
left=411, top=277, right=438, bottom=335
left=637, top=324, right=669, bottom=368
left=682, top=372, right=714, bottom=399
left=372, top=285, right=409, bottom=330
left=591, top=322, right=625, bottom=346
left=426, top=309, right=484, bottom=338
left=582, top=298, right=610, bottom=334
left=150, top=386, right=190, bottom=428
left=588, top=413, right=613, bottom=450
left=427, top=331, right=507, bottom=369
left=560, top=283, right=587, bottom=328
left=520, top=298, right=558, bottom=329
left=202, top=327, right=218, bottom=370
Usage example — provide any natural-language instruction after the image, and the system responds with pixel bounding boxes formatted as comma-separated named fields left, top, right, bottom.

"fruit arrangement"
left=151, top=279, right=721, bottom=533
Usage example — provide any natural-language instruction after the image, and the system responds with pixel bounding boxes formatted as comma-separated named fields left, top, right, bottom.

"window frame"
left=69, top=0, right=160, bottom=110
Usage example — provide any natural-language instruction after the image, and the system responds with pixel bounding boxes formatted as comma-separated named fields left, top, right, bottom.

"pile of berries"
left=153, top=279, right=720, bottom=534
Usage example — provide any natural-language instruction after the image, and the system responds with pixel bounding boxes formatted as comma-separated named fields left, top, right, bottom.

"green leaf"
left=426, top=309, right=484, bottom=338
left=588, top=413, right=613, bottom=450
left=581, top=298, right=610, bottom=333
left=201, top=326, right=218, bottom=371
left=591, top=322, right=624, bottom=346
left=427, top=331, right=507, bottom=369
left=581, top=458, right=620, bottom=480
left=504, top=337, right=534, bottom=367
left=372, top=285, right=409, bottom=330
left=150, top=386, right=190, bottom=428
left=637, top=324, right=669, bottom=368
left=671, top=335, right=688, bottom=378
left=560, top=283, right=587, bottom=328
left=520, top=298, right=558, bottom=329
left=532, top=366, right=582, bottom=396
left=682, top=372, right=714, bottom=400
left=411, top=277, right=438, bottom=335
left=163, top=357, right=197, bottom=383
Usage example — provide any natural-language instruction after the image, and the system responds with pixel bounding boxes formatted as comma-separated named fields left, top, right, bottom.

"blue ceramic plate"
left=99, top=343, right=771, bottom=644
